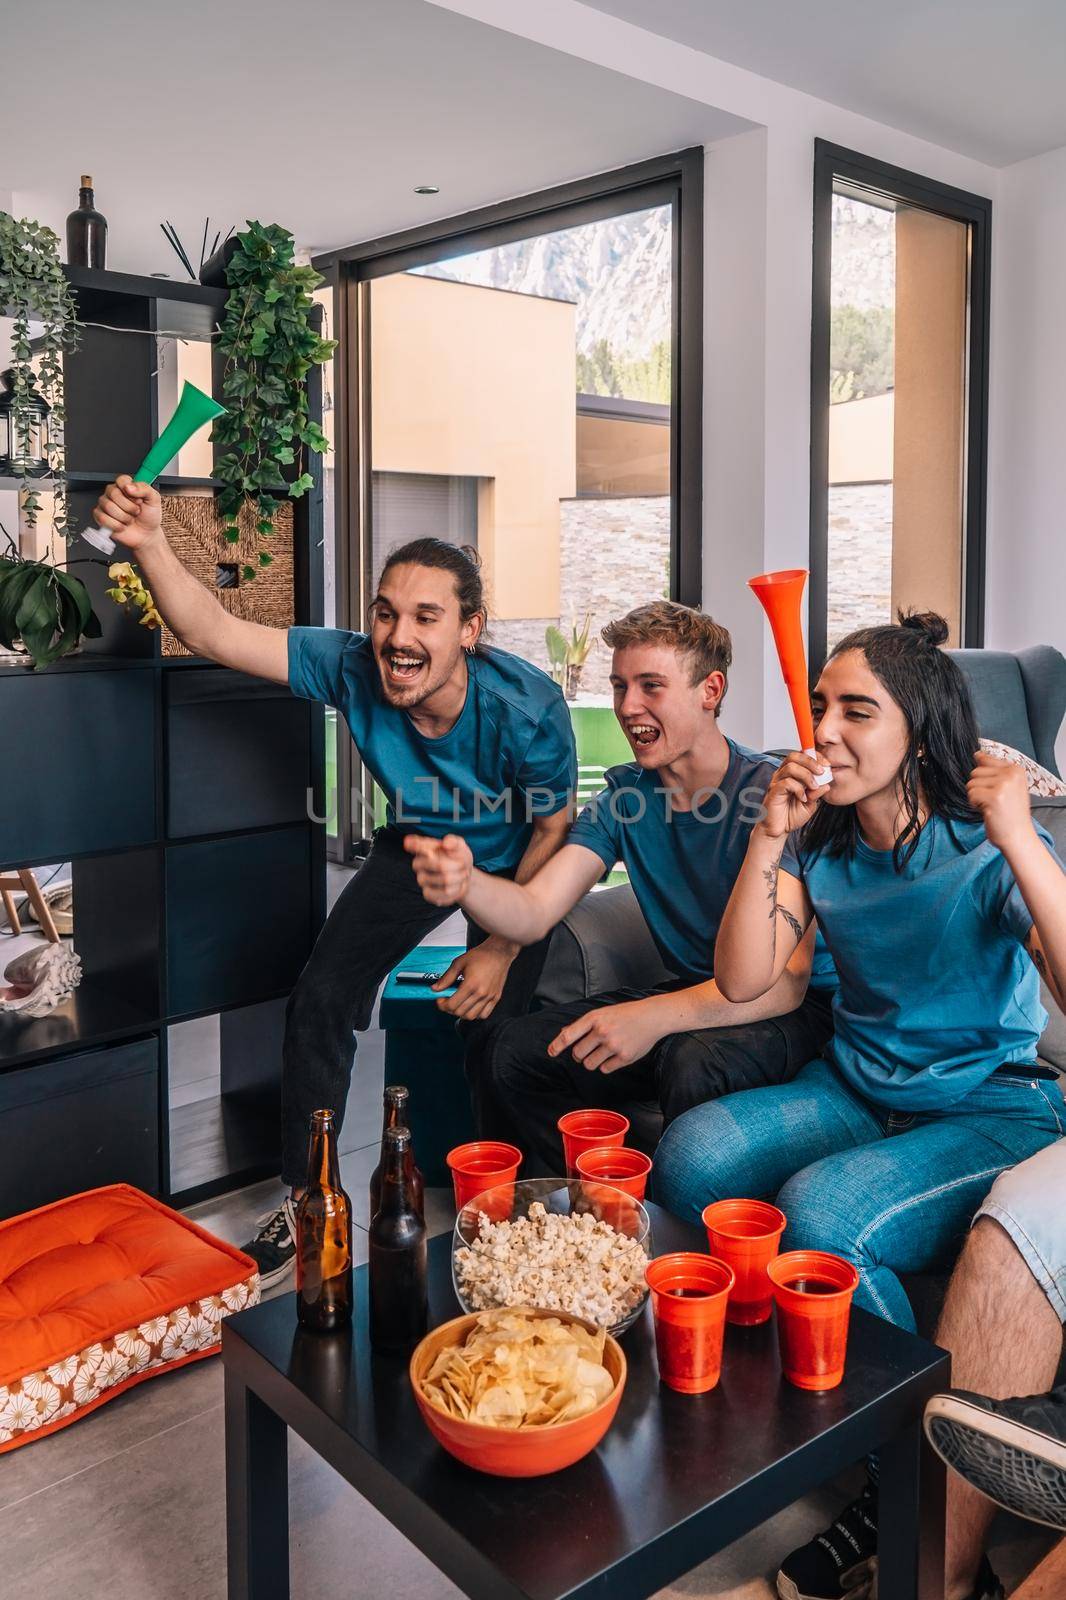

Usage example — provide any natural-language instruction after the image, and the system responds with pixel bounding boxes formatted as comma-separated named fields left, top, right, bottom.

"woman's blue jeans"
left=653, top=1056, right=1066, bottom=1330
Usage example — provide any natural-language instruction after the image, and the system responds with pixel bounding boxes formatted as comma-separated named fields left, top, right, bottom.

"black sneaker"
left=776, top=1482, right=877, bottom=1599
left=241, top=1197, right=297, bottom=1289
left=925, top=1386, right=1066, bottom=1531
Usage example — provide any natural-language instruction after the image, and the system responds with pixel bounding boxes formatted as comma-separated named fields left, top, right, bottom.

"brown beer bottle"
left=369, top=1127, right=428, bottom=1352
left=295, top=1108, right=354, bottom=1332
left=369, top=1085, right=424, bottom=1221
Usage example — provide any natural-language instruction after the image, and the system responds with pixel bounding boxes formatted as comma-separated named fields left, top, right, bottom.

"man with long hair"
left=92, top=479, right=577, bottom=1284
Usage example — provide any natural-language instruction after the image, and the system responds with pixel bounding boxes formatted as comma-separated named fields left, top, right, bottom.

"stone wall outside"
left=827, top=482, right=893, bottom=651
left=490, top=495, right=670, bottom=696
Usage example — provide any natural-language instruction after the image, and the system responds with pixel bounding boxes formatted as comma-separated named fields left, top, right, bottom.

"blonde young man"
left=408, top=602, right=836, bottom=1172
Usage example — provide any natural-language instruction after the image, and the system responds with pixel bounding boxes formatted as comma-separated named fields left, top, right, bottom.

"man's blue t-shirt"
left=288, top=629, right=576, bottom=872
left=781, top=816, right=1063, bottom=1110
left=568, top=741, right=779, bottom=984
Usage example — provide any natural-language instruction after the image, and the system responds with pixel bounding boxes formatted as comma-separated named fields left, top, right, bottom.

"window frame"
left=809, top=139, right=992, bottom=673
left=313, top=148, right=703, bottom=857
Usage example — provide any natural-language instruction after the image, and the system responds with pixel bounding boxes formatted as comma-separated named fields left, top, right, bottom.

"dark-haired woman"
left=654, top=612, right=1066, bottom=1600
left=90, top=481, right=576, bottom=1285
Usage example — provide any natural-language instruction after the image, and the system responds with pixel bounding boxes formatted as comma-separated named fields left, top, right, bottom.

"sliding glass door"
left=314, top=150, right=703, bottom=858
left=810, top=142, right=991, bottom=665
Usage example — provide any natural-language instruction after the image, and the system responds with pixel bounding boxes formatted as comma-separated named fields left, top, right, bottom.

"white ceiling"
left=582, top=0, right=1066, bottom=166
left=0, top=0, right=746, bottom=276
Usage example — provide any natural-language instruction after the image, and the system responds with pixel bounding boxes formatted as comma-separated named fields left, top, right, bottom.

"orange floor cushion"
left=0, top=1183, right=259, bottom=1452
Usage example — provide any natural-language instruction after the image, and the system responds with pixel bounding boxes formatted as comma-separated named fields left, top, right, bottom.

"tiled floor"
left=1, top=876, right=1055, bottom=1597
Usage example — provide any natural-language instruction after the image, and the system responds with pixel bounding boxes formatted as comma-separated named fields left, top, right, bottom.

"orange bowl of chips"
left=410, top=1306, right=626, bottom=1477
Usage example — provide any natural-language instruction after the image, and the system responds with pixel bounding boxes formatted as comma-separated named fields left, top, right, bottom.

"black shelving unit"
left=0, top=266, right=327, bottom=1213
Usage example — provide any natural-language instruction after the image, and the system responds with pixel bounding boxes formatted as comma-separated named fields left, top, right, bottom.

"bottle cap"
left=80, top=175, right=93, bottom=188
left=384, top=1126, right=411, bottom=1149
left=385, top=1084, right=409, bottom=1103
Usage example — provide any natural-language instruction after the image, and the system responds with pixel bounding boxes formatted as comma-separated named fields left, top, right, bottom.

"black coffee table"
left=222, top=1203, right=948, bottom=1600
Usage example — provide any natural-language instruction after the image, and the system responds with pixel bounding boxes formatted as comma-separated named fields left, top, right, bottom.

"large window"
left=810, top=142, right=991, bottom=666
left=313, top=150, right=702, bottom=857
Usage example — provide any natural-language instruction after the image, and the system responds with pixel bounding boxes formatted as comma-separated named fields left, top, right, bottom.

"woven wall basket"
left=158, top=495, right=294, bottom=657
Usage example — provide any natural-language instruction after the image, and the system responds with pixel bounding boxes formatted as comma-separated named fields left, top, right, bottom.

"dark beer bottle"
left=369, top=1127, right=428, bottom=1352
left=295, top=1108, right=354, bottom=1332
left=369, top=1085, right=424, bottom=1221
left=65, top=176, right=107, bottom=268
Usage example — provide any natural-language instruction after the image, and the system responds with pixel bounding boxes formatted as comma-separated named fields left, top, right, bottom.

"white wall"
left=987, top=144, right=1066, bottom=659
left=431, top=0, right=1002, bottom=748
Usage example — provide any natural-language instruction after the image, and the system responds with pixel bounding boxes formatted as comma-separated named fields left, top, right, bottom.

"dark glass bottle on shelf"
left=65, top=176, right=107, bottom=269
left=369, top=1085, right=424, bottom=1221
left=295, top=1108, right=353, bottom=1332
left=369, top=1127, right=428, bottom=1352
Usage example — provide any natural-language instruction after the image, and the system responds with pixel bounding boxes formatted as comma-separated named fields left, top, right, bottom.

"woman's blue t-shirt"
left=287, top=629, right=576, bottom=872
left=781, top=815, right=1062, bottom=1109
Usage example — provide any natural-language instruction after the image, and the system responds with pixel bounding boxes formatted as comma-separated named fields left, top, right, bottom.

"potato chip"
left=418, top=1309, right=616, bottom=1430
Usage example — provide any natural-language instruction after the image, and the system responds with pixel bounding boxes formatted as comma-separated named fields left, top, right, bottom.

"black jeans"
left=483, top=986, right=836, bottom=1176
left=280, top=827, right=549, bottom=1186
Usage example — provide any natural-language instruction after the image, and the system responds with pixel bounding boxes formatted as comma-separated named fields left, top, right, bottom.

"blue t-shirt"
left=569, top=741, right=779, bottom=984
left=781, top=816, right=1062, bottom=1109
left=288, top=630, right=576, bottom=872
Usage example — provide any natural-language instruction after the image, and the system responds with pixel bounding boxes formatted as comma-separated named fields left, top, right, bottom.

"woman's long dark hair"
left=800, top=610, right=981, bottom=871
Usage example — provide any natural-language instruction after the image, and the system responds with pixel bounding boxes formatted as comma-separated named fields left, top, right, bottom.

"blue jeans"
left=653, top=1057, right=1066, bottom=1330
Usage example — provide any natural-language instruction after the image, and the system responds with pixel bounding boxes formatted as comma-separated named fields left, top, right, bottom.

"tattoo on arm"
left=762, top=861, right=780, bottom=963
left=775, top=904, right=804, bottom=946
left=1031, top=943, right=1049, bottom=980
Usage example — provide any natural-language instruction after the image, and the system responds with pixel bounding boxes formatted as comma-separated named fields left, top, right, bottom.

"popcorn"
left=454, top=1201, right=647, bottom=1328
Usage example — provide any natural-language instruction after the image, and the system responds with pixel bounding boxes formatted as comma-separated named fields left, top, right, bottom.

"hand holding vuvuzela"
left=748, top=569, right=833, bottom=789
left=81, top=381, right=225, bottom=554
left=91, top=477, right=164, bottom=554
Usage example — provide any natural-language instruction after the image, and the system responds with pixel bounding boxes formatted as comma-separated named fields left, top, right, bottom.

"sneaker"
left=925, top=1386, right=1066, bottom=1531
left=241, top=1197, right=297, bottom=1288
left=776, top=1482, right=877, bottom=1599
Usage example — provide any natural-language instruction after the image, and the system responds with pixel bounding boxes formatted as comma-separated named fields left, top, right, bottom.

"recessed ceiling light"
left=414, top=184, right=440, bottom=195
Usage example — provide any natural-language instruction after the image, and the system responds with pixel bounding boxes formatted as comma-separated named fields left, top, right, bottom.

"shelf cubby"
left=0, top=666, right=157, bottom=867
left=0, top=265, right=325, bottom=1215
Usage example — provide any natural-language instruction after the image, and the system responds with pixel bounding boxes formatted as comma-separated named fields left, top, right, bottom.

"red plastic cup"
left=575, top=1146, right=652, bottom=1199
left=645, top=1252, right=735, bottom=1394
left=767, top=1249, right=860, bottom=1391
left=702, top=1199, right=787, bottom=1326
left=446, top=1141, right=522, bottom=1216
left=557, top=1109, right=629, bottom=1179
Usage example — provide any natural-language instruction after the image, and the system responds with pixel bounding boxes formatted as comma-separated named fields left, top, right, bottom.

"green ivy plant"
left=0, top=212, right=79, bottom=536
left=213, top=221, right=334, bottom=581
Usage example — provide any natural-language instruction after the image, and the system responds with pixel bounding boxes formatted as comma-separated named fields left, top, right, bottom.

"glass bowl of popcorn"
left=452, top=1177, right=653, bottom=1336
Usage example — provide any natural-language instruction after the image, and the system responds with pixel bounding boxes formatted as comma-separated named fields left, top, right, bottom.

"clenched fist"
left=92, top=476, right=164, bottom=553
left=404, top=832, right=474, bottom=905
left=968, top=751, right=1033, bottom=853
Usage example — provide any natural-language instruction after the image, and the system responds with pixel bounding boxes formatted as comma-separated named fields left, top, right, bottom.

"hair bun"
left=458, top=543, right=482, bottom=570
left=898, top=609, right=949, bottom=647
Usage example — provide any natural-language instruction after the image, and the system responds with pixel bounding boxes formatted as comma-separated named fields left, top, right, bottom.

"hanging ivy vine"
left=0, top=211, right=79, bottom=537
left=213, top=221, right=334, bottom=580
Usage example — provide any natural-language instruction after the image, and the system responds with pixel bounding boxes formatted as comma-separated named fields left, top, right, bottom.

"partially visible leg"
left=779, top=1086, right=1064, bottom=1331
left=935, top=1215, right=1063, bottom=1600
left=488, top=989, right=667, bottom=1173
left=459, top=917, right=554, bottom=1142
left=653, top=988, right=836, bottom=1126
left=651, top=1057, right=882, bottom=1226
left=280, top=830, right=450, bottom=1187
